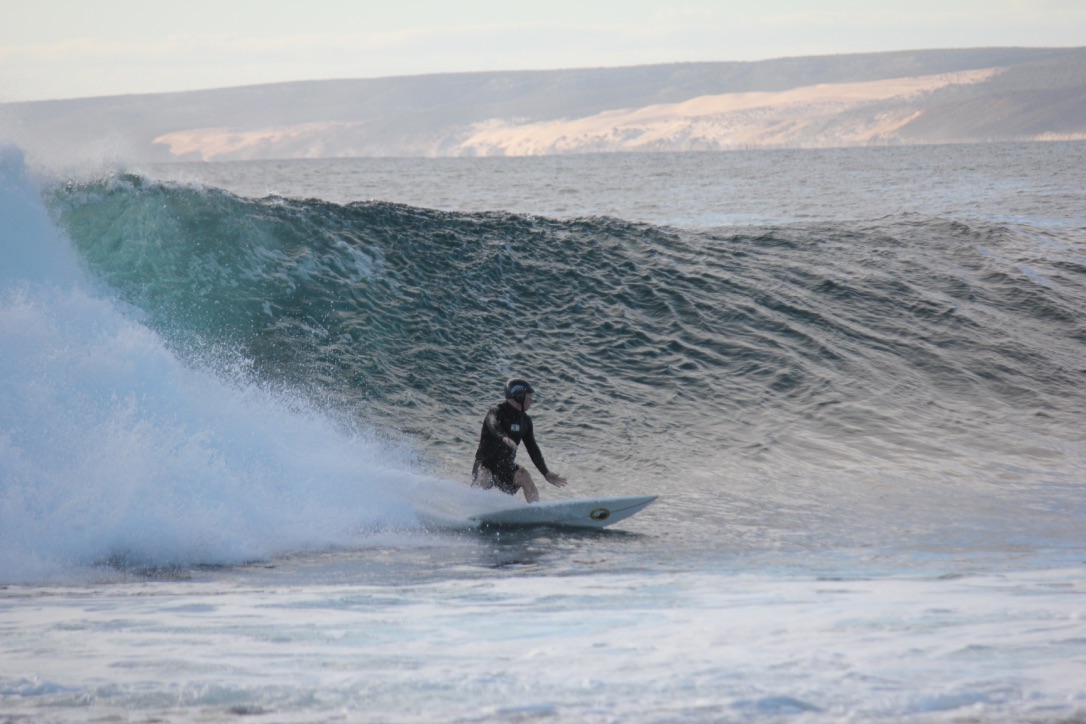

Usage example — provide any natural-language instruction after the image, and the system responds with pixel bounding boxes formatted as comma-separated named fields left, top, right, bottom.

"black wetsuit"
left=472, top=401, right=550, bottom=494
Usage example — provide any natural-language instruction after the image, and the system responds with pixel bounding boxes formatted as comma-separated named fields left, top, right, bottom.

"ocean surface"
left=2, top=141, right=1086, bottom=721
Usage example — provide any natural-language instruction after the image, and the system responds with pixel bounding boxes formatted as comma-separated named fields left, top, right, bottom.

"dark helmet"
left=505, top=378, right=535, bottom=403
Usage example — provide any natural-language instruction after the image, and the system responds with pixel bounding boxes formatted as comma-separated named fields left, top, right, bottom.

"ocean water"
left=2, top=141, right=1086, bottom=721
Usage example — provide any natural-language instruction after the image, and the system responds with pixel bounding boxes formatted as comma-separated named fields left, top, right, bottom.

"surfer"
left=472, top=378, right=568, bottom=503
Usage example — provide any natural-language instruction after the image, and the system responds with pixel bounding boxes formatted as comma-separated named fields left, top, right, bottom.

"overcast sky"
left=2, top=0, right=1083, bottom=102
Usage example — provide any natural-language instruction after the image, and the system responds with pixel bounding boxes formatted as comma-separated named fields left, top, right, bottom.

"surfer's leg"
left=472, top=463, right=494, bottom=489
left=513, top=468, right=539, bottom=503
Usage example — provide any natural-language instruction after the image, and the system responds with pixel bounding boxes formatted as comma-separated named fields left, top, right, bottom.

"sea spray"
left=0, top=148, right=431, bottom=583
left=0, top=146, right=83, bottom=288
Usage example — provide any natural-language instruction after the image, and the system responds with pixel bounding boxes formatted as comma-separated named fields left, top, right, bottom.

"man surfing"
left=471, top=378, right=568, bottom=503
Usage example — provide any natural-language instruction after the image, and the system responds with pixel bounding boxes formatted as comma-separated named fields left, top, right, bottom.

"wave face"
left=45, top=175, right=1086, bottom=486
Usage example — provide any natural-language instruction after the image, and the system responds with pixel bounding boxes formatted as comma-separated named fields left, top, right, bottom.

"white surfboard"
left=469, top=495, right=658, bottom=529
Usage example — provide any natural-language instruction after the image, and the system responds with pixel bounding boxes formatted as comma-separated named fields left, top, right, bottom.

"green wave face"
left=46, top=175, right=1086, bottom=485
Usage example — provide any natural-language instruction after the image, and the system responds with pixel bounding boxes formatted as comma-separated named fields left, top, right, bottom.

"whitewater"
left=2, top=141, right=1086, bottom=721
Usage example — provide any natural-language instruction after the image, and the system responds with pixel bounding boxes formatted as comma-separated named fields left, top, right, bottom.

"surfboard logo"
left=589, top=508, right=611, bottom=521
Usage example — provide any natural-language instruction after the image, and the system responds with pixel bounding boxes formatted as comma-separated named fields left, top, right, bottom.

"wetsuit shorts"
left=472, top=459, right=520, bottom=495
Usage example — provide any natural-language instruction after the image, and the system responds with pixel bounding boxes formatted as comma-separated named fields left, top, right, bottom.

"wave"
left=5, top=154, right=1086, bottom=580
left=44, top=173, right=1086, bottom=476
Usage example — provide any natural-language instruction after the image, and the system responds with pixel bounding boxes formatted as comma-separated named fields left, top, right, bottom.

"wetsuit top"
left=474, top=401, right=550, bottom=479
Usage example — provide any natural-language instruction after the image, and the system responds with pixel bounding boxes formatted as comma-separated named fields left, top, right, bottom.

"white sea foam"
left=0, top=146, right=445, bottom=583
left=1, top=568, right=1084, bottom=721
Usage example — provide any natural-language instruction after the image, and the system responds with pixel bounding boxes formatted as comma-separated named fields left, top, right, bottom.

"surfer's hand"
left=545, top=472, right=568, bottom=488
left=502, top=436, right=517, bottom=450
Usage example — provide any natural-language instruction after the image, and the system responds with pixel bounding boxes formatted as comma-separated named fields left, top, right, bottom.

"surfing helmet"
left=505, top=378, right=535, bottom=403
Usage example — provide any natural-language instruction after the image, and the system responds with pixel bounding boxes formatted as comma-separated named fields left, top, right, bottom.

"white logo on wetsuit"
left=510, top=424, right=521, bottom=433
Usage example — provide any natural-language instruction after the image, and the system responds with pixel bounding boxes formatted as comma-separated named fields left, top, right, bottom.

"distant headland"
left=2, top=47, right=1084, bottom=165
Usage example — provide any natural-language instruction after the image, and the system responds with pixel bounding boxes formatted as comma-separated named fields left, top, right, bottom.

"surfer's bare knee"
left=515, top=468, right=540, bottom=503
left=473, top=466, right=494, bottom=490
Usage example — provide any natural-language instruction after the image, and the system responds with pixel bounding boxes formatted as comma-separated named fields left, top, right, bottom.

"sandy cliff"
left=4, top=48, right=1084, bottom=163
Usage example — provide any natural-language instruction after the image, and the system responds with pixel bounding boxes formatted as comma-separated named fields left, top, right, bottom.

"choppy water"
left=2, top=142, right=1086, bottom=721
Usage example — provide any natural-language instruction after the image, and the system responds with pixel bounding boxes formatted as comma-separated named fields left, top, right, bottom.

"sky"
left=1, top=0, right=1084, bottom=102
